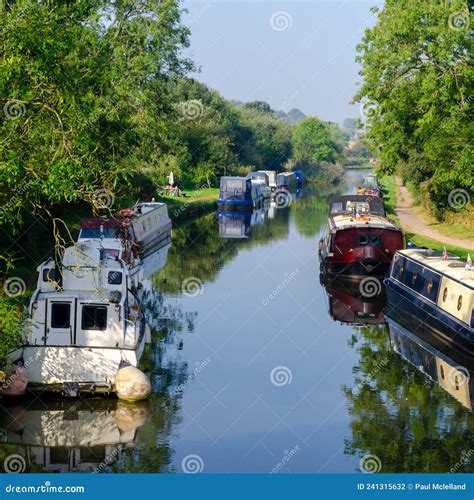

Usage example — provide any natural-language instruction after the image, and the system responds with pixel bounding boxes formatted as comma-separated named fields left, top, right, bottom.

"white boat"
left=78, top=201, right=171, bottom=250
left=246, top=172, right=272, bottom=199
left=8, top=237, right=170, bottom=396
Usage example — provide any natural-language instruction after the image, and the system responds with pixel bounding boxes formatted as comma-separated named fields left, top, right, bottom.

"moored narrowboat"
left=276, top=172, right=297, bottom=192
left=384, top=248, right=474, bottom=354
left=217, top=176, right=264, bottom=211
left=258, top=170, right=277, bottom=190
left=246, top=171, right=271, bottom=199
left=318, top=195, right=404, bottom=277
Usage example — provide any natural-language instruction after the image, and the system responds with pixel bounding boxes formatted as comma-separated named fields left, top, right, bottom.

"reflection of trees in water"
left=152, top=211, right=292, bottom=294
left=291, top=183, right=344, bottom=237
left=344, top=325, right=474, bottom=472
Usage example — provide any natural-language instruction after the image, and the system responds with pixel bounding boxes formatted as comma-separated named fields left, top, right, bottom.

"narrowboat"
left=258, top=170, right=277, bottom=190
left=294, top=169, right=304, bottom=188
left=386, top=315, right=474, bottom=410
left=78, top=201, right=171, bottom=251
left=320, top=274, right=386, bottom=325
left=318, top=195, right=404, bottom=277
left=357, top=173, right=382, bottom=198
left=246, top=171, right=272, bottom=199
left=384, top=248, right=474, bottom=354
left=7, top=238, right=170, bottom=396
left=217, top=176, right=264, bottom=211
left=276, top=172, right=297, bottom=192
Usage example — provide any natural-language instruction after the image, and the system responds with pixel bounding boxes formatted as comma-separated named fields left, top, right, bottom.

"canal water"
left=2, top=169, right=474, bottom=473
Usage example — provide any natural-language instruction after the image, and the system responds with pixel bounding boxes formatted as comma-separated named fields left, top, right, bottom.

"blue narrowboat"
left=217, top=176, right=264, bottom=211
left=384, top=249, right=474, bottom=354
left=294, top=169, right=304, bottom=187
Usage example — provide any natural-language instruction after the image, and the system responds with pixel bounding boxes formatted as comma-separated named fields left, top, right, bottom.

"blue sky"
left=181, top=0, right=384, bottom=125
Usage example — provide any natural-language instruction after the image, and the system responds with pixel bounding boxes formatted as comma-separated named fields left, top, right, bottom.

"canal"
left=2, top=170, right=473, bottom=474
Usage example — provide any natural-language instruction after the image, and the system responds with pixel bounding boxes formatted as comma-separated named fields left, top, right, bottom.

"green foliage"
left=355, top=0, right=473, bottom=219
left=292, top=117, right=339, bottom=164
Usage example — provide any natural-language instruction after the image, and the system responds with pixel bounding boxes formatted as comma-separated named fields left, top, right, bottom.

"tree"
left=292, top=117, right=339, bottom=163
left=354, top=0, right=473, bottom=218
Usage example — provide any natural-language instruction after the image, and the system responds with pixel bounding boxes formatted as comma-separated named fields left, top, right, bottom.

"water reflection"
left=320, top=274, right=386, bottom=325
left=0, top=399, right=149, bottom=472
left=217, top=206, right=268, bottom=239
left=386, top=315, right=474, bottom=411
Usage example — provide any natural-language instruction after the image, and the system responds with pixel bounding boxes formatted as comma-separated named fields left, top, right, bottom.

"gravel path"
left=394, top=178, right=474, bottom=251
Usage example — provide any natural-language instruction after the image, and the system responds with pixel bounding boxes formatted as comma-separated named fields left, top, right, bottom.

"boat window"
left=82, top=305, right=107, bottom=331
left=442, top=287, right=448, bottom=302
left=412, top=272, right=417, bottom=285
left=440, top=365, right=445, bottom=380
left=51, top=303, right=71, bottom=329
left=42, top=268, right=57, bottom=282
left=358, top=233, right=382, bottom=247
left=331, top=202, right=344, bottom=213
left=427, top=279, right=433, bottom=293
left=457, top=295, right=463, bottom=311
left=108, top=271, right=122, bottom=285
left=399, top=264, right=404, bottom=278
left=347, top=201, right=370, bottom=214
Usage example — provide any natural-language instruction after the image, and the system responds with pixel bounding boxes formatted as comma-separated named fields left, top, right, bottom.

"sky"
left=181, top=0, right=384, bottom=125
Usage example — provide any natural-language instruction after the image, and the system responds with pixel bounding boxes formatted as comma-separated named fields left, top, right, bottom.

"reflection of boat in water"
left=217, top=207, right=268, bottom=239
left=320, top=274, right=386, bottom=325
left=0, top=399, right=149, bottom=472
left=385, top=249, right=474, bottom=355
left=318, top=195, right=404, bottom=277
left=386, top=315, right=474, bottom=411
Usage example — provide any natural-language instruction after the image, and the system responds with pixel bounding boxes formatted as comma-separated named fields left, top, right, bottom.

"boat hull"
left=384, top=277, right=474, bottom=355
left=8, top=334, right=147, bottom=395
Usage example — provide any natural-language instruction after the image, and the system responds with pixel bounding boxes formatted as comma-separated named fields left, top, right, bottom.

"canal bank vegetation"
left=355, top=0, right=473, bottom=222
left=0, top=0, right=349, bottom=358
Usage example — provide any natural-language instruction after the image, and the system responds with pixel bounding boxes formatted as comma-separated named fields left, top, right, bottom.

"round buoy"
left=115, top=361, right=151, bottom=402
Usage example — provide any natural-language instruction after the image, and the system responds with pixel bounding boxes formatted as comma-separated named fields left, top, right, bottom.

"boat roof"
left=397, top=249, right=474, bottom=289
left=328, top=195, right=385, bottom=216
left=329, top=214, right=400, bottom=231
left=80, top=217, right=129, bottom=229
left=35, top=290, right=118, bottom=302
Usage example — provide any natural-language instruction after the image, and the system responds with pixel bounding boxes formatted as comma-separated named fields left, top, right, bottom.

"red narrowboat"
left=318, top=195, right=404, bottom=277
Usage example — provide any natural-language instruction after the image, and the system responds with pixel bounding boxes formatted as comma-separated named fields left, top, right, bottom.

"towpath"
left=394, top=178, right=474, bottom=251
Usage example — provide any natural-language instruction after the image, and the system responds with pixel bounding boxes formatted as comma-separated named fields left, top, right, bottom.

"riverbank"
left=381, top=176, right=473, bottom=258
